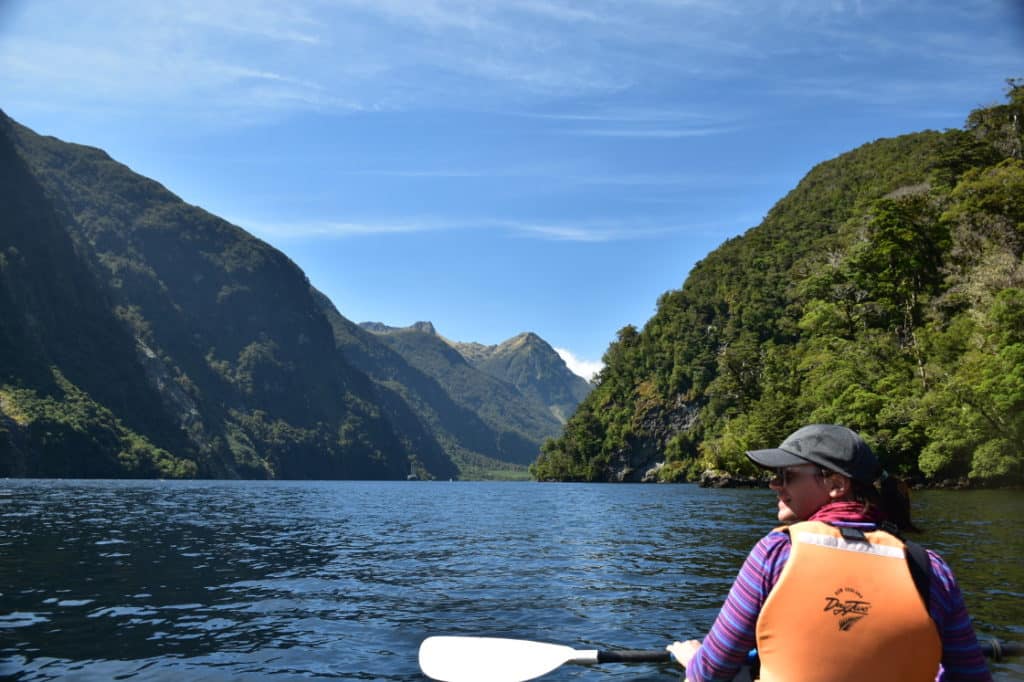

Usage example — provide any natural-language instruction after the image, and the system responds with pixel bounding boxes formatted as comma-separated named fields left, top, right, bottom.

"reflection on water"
left=913, top=490, right=1024, bottom=647
left=0, top=480, right=1020, bottom=680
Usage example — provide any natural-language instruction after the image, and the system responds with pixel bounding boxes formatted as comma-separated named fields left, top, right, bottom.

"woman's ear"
left=827, top=474, right=851, bottom=499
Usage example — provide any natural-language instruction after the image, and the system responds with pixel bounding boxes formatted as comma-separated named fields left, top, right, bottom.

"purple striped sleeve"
left=684, top=532, right=790, bottom=681
left=928, top=550, right=992, bottom=682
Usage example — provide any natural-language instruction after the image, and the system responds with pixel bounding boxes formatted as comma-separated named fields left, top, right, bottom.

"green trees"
left=919, top=289, right=1024, bottom=480
left=915, top=156, right=1024, bottom=482
left=533, top=81, right=1024, bottom=485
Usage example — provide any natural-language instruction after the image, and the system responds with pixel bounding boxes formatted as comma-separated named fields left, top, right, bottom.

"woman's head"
left=746, top=424, right=917, bottom=531
left=746, top=424, right=880, bottom=484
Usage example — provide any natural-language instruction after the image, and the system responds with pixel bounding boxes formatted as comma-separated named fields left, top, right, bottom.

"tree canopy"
left=533, top=80, right=1024, bottom=486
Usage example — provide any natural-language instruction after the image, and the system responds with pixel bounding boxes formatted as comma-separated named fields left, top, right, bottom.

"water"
left=1, top=480, right=1021, bottom=681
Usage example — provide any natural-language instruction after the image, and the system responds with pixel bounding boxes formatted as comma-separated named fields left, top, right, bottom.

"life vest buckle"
left=839, top=526, right=868, bottom=542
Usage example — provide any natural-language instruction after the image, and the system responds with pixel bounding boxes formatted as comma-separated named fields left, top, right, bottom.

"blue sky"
left=1, top=1, right=1022, bottom=379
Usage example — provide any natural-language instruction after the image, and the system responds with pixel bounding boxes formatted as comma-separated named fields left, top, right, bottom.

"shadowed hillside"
left=0, top=109, right=583, bottom=481
left=1, top=112, right=447, bottom=480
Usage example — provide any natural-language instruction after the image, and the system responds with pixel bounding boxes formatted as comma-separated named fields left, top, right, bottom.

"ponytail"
left=851, top=473, right=921, bottom=533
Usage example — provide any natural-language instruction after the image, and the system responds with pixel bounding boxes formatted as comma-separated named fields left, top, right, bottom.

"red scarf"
left=808, top=500, right=885, bottom=525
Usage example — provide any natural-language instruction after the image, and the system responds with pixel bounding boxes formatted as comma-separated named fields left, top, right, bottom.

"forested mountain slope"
left=0, top=115, right=196, bottom=477
left=533, top=81, right=1024, bottom=485
left=0, top=112, right=439, bottom=479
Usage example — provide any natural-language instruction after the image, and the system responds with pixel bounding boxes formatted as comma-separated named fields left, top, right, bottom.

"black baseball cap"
left=745, top=424, right=880, bottom=484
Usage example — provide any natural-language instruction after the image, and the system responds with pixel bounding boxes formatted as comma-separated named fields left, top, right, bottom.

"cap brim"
left=745, top=447, right=812, bottom=470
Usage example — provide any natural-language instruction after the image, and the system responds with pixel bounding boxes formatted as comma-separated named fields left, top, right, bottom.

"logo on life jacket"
left=823, top=587, right=871, bottom=631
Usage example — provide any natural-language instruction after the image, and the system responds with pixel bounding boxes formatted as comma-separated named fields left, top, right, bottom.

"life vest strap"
left=788, top=522, right=933, bottom=609
left=839, top=526, right=868, bottom=542
left=794, top=530, right=906, bottom=558
left=904, top=540, right=932, bottom=610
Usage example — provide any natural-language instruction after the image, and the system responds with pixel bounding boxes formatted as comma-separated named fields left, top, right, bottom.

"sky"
left=1, top=1, right=1022, bottom=380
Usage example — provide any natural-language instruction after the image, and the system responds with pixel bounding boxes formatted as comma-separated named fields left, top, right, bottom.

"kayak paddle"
left=418, top=636, right=672, bottom=682
left=419, top=635, right=1022, bottom=682
left=981, top=637, right=1023, bottom=661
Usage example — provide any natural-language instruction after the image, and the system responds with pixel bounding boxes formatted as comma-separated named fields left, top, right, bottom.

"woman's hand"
left=666, top=639, right=702, bottom=669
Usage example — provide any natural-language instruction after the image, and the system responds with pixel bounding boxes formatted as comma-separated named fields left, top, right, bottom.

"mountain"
left=355, top=321, right=566, bottom=470
left=448, top=333, right=592, bottom=423
left=0, top=111, right=453, bottom=480
left=314, top=296, right=531, bottom=477
left=532, top=80, right=1024, bottom=486
left=0, top=108, right=587, bottom=481
left=0, top=114, right=196, bottom=477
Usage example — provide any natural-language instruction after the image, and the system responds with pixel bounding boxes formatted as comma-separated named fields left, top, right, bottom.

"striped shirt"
left=684, top=512, right=992, bottom=681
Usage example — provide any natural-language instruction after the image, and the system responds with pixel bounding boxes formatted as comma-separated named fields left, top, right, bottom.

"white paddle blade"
left=419, top=636, right=588, bottom=682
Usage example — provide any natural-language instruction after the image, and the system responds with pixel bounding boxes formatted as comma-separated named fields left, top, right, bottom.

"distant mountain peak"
left=498, top=332, right=546, bottom=352
left=441, top=330, right=592, bottom=425
left=355, top=320, right=590, bottom=431
left=360, top=321, right=437, bottom=336
left=446, top=331, right=545, bottom=360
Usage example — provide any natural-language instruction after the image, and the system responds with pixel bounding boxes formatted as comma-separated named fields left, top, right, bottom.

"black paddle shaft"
left=981, top=638, right=1023, bottom=661
left=595, top=639, right=1020, bottom=665
left=597, top=649, right=672, bottom=663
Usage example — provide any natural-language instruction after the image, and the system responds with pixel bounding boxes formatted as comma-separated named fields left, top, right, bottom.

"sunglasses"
left=771, top=466, right=828, bottom=486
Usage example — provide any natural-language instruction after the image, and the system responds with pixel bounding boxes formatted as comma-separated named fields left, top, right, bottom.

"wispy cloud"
left=0, top=36, right=340, bottom=113
left=568, top=125, right=739, bottom=138
left=513, top=105, right=746, bottom=138
left=518, top=107, right=715, bottom=123
left=2, top=0, right=1019, bottom=124
left=769, top=74, right=1007, bottom=120
left=340, top=169, right=506, bottom=179
left=555, top=348, right=603, bottom=381
left=501, top=222, right=629, bottom=242
left=178, top=3, right=324, bottom=44
left=335, top=165, right=765, bottom=189
left=563, top=171, right=773, bottom=188
left=238, top=215, right=699, bottom=243
left=242, top=218, right=445, bottom=239
left=511, top=0, right=608, bottom=25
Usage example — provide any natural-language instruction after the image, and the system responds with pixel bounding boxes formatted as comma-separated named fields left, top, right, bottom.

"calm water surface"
left=1, top=480, right=1021, bottom=680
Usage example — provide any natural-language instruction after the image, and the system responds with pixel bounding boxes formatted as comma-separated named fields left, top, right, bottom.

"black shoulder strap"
left=877, top=521, right=932, bottom=608
left=834, top=522, right=931, bottom=608
left=904, top=539, right=932, bottom=609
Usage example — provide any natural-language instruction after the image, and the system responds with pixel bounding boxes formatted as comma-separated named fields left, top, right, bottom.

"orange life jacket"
left=755, top=520, right=941, bottom=682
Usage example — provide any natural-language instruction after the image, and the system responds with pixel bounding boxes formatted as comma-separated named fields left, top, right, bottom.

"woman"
left=668, top=424, right=991, bottom=681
